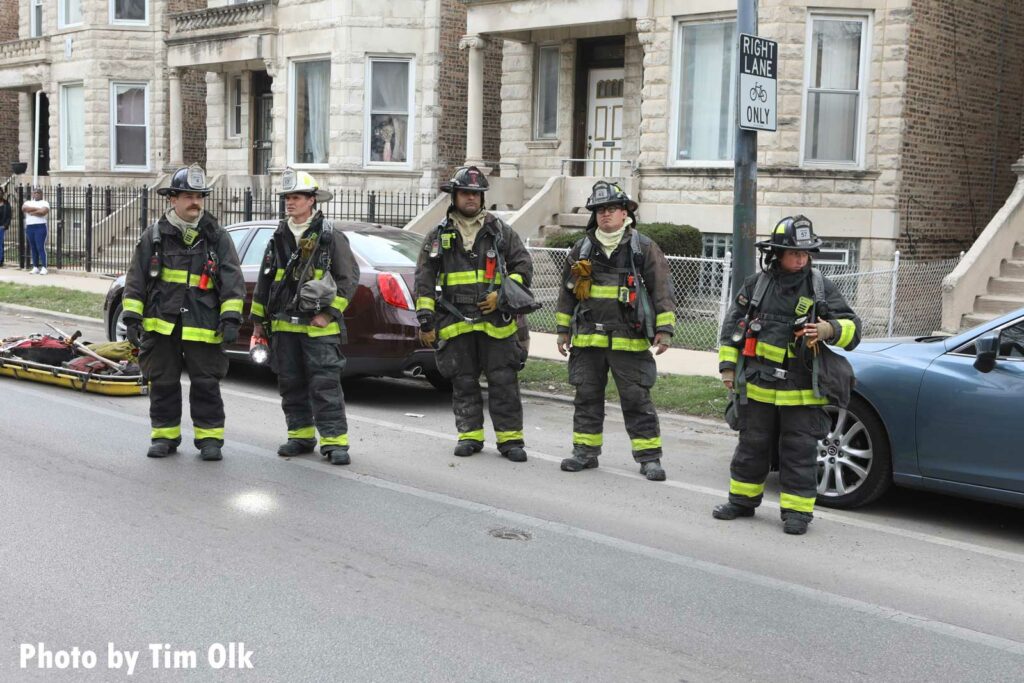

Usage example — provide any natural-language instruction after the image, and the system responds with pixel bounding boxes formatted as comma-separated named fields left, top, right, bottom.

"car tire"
left=425, top=370, right=452, bottom=393
left=816, top=395, right=892, bottom=509
left=109, top=301, right=127, bottom=342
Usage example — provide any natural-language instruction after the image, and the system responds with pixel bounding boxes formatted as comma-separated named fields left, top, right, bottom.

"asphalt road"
left=2, top=311, right=1024, bottom=682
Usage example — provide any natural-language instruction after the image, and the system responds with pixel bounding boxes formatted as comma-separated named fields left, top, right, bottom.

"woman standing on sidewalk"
left=0, top=191, right=10, bottom=267
left=22, top=187, right=50, bottom=275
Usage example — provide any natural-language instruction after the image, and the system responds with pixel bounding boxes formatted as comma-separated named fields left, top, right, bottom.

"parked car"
left=818, top=308, right=1024, bottom=509
left=103, top=221, right=448, bottom=390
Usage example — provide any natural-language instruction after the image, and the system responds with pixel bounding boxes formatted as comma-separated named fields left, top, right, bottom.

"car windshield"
left=347, top=230, right=423, bottom=267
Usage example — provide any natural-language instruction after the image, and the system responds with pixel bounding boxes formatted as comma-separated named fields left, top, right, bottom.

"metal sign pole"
left=732, top=0, right=758, bottom=296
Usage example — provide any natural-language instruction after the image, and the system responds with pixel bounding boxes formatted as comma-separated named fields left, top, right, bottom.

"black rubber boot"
left=199, top=444, right=223, bottom=461
left=502, top=446, right=527, bottom=463
left=712, top=502, right=756, bottom=520
left=453, top=440, right=484, bottom=457
left=640, top=459, right=666, bottom=482
left=782, top=511, right=812, bottom=535
left=560, top=454, right=599, bottom=472
left=277, top=439, right=316, bottom=457
left=324, top=446, right=350, bottom=466
left=146, top=440, right=178, bottom=458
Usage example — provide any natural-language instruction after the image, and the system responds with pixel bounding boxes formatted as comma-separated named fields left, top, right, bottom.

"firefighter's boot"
left=640, top=459, right=666, bottom=482
left=200, top=444, right=223, bottom=462
left=147, top=440, right=178, bottom=458
left=277, top=439, right=316, bottom=457
left=782, top=511, right=812, bottom=535
left=712, top=502, right=756, bottom=520
left=324, top=446, right=350, bottom=466
left=502, top=446, right=527, bottom=463
left=560, top=449, right=599, bottom=472
left=454, top=440, right=483, bottom=457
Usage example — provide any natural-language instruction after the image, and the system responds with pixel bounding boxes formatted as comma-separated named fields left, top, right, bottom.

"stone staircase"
left=961, top=242, right=1024, bottom=329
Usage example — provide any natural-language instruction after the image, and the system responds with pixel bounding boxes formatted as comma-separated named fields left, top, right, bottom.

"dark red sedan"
left=103, top=221, right=447, bottom=389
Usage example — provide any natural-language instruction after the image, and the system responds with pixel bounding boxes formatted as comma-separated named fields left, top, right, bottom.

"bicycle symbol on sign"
left=749, top=83, right=768, bottom=103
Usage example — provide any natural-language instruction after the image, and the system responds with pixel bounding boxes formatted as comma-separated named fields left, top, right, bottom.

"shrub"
left=543, top=223, right=702, bottom=256
left=543, top=230, right=586, bottom=249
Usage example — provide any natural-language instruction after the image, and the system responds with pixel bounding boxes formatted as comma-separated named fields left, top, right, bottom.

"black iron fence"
left=2, top=184, right=434, bottom=275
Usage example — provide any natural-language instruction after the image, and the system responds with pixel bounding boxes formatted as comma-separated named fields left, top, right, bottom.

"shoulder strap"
left=811, top=267, right=825, bottom=302
left=579, top=235, right=593, bottom=260
left=749, top=271, right=772, bottom=310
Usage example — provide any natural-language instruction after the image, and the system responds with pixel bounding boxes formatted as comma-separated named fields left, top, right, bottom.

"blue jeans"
left=26, top=223, right=47, bottom=268
left=0, top=227, right=5, bottom=264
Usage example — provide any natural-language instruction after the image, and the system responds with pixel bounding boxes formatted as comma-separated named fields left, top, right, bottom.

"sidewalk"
left=0, top=265, right=721, bottom=377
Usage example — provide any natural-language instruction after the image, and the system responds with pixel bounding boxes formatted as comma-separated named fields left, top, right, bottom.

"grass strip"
left=0, top=282, right=106, bottom=320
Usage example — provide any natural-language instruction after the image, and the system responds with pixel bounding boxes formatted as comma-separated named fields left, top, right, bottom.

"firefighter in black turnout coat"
left=713, top=216, right=861, bottom=535
left=251, top=169, right=360, bottom=465
left=414, top=166, right=533, bottom=462
left=122, top=165, right=246, bottom=461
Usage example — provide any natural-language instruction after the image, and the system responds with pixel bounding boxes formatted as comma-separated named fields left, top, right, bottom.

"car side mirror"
left=974, top=332, right=998, bottom=373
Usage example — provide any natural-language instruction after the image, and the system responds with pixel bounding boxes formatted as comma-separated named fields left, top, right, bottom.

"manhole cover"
left=488, top=527, right=532, bottom=541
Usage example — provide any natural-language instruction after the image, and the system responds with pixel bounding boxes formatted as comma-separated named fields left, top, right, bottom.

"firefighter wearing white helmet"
left=251, top=168, right=360, bottom=465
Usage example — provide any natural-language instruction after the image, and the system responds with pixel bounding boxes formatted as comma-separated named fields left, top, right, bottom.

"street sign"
left=738, top=33, right=777, bottom=132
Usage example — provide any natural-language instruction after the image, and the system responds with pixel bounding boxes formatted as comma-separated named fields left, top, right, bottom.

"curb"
left=0, top=302, right=105, bottom=326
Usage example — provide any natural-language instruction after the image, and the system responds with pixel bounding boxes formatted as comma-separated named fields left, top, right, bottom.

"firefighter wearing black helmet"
left=413, top=166, right=533, bottom=462
left=712, top=215, right=862, bottom=535
left=555, top=181, right=676, bottom=482
left=122, top=165, right=246, bottom=461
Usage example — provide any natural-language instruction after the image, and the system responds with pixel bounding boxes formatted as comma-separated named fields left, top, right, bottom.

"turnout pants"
left=436, top=332, right=525, bottom=451
left=138, top=325, right=229, bottom=448
left=727, top=399, right=830, bottom=515
left=272, top=331, right=348, bottom=449
left=569, top=347, right=661, bottom=463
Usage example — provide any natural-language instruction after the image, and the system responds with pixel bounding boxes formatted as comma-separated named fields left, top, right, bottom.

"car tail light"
left=377, top=273, right=412, bottom=310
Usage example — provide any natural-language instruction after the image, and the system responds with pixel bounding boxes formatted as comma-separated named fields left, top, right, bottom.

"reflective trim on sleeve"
left=220, top=299, right=244, bottom=315
left=655, top=311, right=676, bottom=327
left=458, top=430, right=485, bottom=442
left=122, top=297, right=144, bottom=315
left=572, top=432, right=603, bottom=447
left=555, top=312, right=573, bottom=327
left=718, top=346, right=739, bottom=364
left=330, top=296, right=349, bottom=313
left=835, top=318, right=857, bottom=349
left=780, top=492, right=816, bottom=513
left=274, top=269, right=286, bottom=282
left=509, top=273, right=524, bottom=284
left=250, top=301, right=265, bottom=317
left=416, top=297, right=436, bottom=312
left=730, top=478, right=766, bottom=498
left=630, top=436, right=662, bottom=451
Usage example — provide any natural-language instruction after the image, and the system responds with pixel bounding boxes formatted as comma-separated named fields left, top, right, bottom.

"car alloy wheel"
left=113, top=302, right=128, bottom=342
left=818, top=405, right=874, bottom=498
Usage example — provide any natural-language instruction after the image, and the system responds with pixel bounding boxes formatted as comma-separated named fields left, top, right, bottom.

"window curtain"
left=678, top=22, right=735, bottom=161
left=114, top=0, right=145, bottom=21
left=115, top=86, right=146, bottom=166
left=301, top=61, right=330, bottom=164
left=63, top=86, right=84, bottom=167
left=64, top=0, right=82, bottom=24
left=806, top=20, right=861, bottom=162
left=371, top=61, right=409, bottom=162
left=536, top=46, right=559, bottom=138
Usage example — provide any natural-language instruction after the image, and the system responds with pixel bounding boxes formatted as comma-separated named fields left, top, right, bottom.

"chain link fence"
left=525, top=247, right=962, bottom=349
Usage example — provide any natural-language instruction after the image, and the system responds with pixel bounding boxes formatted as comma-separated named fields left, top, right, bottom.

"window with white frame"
left=61, top=83, right=85, bottom=170
left=229, top=76, right=243, bottom=137
left=111, top=0, right=147, bottom=24
left=111, top=83, right=148, bottom=169
left=672, top=18, right=737, bottom=164
left=31, top=0, right=43, bottom=36
left=802, top=14, right=869, bottom=166
left=290, top=59, right=330, bottom=165
left=366, top=57, right=413, bottom=165
left=534, top=44, right=559, bottom=139
left=59, top=0, right=82, bottom=28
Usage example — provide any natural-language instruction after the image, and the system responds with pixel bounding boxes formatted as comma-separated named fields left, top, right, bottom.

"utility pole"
left=732, top=0, right=758, bottom=295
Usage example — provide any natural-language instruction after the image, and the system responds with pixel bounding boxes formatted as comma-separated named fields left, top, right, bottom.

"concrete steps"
left=961, top=242, right=1024, bottom=329
left=961, top=311, right=1001, bottom=329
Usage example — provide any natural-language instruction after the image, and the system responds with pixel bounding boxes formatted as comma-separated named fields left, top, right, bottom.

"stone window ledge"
left=525, top=140, right=560, bottom=150
left=638, top=166, right=881, bottom=181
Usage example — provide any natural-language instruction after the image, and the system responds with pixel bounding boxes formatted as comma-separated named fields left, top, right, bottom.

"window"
left=111, top=0, right=147, bottom=24
left=534, top=44, right=559, bottom=139
left=366, top=57, right=413, bottom=165
left=242, top=228, right=274, bottom=266
left=229, top=76, right=243, bottom=137
left=671, top=19, right=736, bottom=164
left=61, top=84, right=85, bottom=170
left=31, top=0, right=43, bottom=37
left=111, top=83, right=148, bottom=169
left=802, top=14, right=869, bottom=166
left=998, top=322, right=1024, bottom=359
left=290, top=59, right=330, bottom=165
left=228, top=228, right=249, bottom=256
left=59, top=0, right=82, bottom=27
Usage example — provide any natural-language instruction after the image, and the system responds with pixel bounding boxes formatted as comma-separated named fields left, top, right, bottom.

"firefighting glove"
left=805, top=320, right=835, bottom=349
left=125, top=319, right=142, bottom=348
left=556, top=333, right=571, bottom=357
left=418, top=329, right=437, bottom=347
left=477, top=290, right=499, bottom=315
left=218, top=320, right=240, bottom=345
left=570, top=259, right=593, bottom=301
left=721, top=368, right=735, bottom=390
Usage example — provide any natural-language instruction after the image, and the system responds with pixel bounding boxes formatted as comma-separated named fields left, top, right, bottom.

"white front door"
left=585, top=68, right=624, bottom=177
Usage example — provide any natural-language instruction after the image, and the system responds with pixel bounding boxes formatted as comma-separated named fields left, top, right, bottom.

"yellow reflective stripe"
left=655, top=311, right=676, bottom=327
left=151, top=425, right=181, bottom=440
left=142, top=317, right=176, bottom=335
left=730, top=478, right=765, bottom=497
left=571, top=334, right=610, bottom=348
left=123, top=297, right=144, bottom=315
left=572, top=432, right=603, bottom=446
left=719, top=345, right=739, bottom=364
left=320, top=434, right=349, bottom=447
left=194, top=426, right=224, bottom=440
left=745, top=383, right=829, bottom=406
left=555, top=312, right=573, bottom=327
left=330, top=297, right=349, bottom=312
left=458, top=430, right=485, bottom=442
left=181, top=327, right=223, bottom=344
left=589, top=285, right=620, bottom=299
left=270, top=320, right=342, bottom=337
left=444, top=270, right=502, bottom=286
left=495, top=430, right=523, bottom=443
left=220, top=299, right=244, bottom=315
left=509, top=273, right=523, bottom=284
left=274, top=269, right=286, bottom=282
left=611, top=337, right=650, bottom=352
left=631, top=436, right=662, bottom=451
left=438, top=319, right=517, bottom=341
left=288, top=426, right=316, bottom=440
left=416, top=297, right=436, bottom=312
left=250, top=301, right=265, bottom=317
left=755, top=341, right=787, bottom=364
left=780, top=492, right=816, bottom=513
left=159, top=268, right=189, bottom=284
left=835, top=318, right=857, bottom=349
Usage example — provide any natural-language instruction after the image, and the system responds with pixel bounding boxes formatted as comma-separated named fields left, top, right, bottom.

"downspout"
left=33, top=89, right=41, bottom=185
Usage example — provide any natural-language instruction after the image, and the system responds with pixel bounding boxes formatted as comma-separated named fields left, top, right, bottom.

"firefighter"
left=713, top=215, right=861, bottom=535
left=251, top=169, right=360, bottom=465
left=414, top=166, right=533, bottom=461
left=122, top=165, right=245, bottom=461
left=555, top=181, right=676, bottom=482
